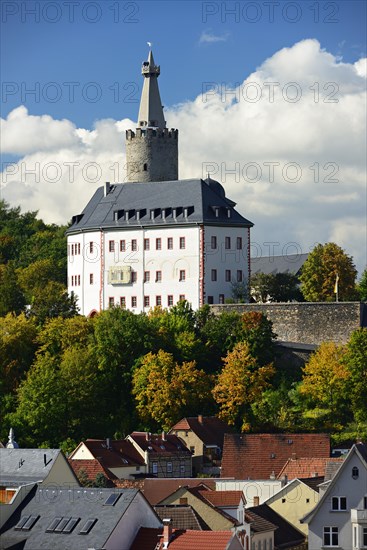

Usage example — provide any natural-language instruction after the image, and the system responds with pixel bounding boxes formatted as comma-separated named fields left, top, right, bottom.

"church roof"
left=66, top=178, right=253, bottom=235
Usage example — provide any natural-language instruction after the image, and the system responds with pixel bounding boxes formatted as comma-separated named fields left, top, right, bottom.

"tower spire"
left=137, top=49, right=166, bottom=128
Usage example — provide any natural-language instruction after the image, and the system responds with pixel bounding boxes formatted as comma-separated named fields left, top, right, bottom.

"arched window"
left=143, top=163, right=148, bottom=171
left=352, top=466, right=359, bottom=479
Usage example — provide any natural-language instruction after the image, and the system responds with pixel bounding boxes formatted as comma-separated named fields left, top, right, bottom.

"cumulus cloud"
left=1, top=39, right=366, bottom=274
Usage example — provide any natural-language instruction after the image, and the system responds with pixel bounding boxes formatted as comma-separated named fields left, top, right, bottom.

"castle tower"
left=125, top=49, right=178, bottom=183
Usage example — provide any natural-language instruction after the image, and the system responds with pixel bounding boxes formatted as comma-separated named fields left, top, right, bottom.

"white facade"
left=68, top=223, right=250, bottom=316
left=304, top=445, right=367, bottom=550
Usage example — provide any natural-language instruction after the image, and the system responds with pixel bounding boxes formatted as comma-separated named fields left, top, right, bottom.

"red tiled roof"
left=221, top=433, right=330, bottom=480
left=68, top=458, right=118, bottom=486
left=130, top=528, right=236, bottom=550
left=167, top=529, right=234, bottom=549
left=143, top=478, right=217, bottom=505
left=170, top=417, right=231, bottom=448
left=277, top=457, right=344, bottom=480
left=71, top=439, right=145, bottom=468
left=198, top=489, right=244, bottom=507
left=129, top=432, right=191, bottom=456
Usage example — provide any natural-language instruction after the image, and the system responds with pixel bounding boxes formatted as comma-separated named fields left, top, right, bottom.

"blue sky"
left=1, top=0, right=366, bottom=127
left=1, top=1, right=366, bottom=275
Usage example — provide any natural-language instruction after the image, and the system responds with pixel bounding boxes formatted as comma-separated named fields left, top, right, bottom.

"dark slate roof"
left=0, top=485, right=145, bottom=550
left=169, top=416, right=232, bottom=449
left=154, top=504, right=205, bottom=530
left=0, top=449, right=70, bottom=487
left=247, top=504, right=306, bottom=549
left=129, top=432, right=192, bottom=457
left=251, top=254, right=309, bottom=275
left=245, top=509, right=277, bottom=534
left=299, top=476, right=325, bottom=492
left=66, top=178, right=253, bottom=234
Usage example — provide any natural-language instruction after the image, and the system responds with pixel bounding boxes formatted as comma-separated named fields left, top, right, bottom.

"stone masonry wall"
left=210, top=302, right=366, bottom=345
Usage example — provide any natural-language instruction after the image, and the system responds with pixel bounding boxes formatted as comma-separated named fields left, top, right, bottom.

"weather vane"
left=147, top=41, right=152, bottom=48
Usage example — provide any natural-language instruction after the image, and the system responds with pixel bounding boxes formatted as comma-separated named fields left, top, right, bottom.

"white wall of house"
left=216, top=480, right=284, bottom=506
left=307, top=449, right=367, bottom=550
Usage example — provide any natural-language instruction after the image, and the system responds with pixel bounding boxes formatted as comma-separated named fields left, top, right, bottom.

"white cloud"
left=199, top=30, right=230, bottom=44
left=1, top=39, right=366, bottom=274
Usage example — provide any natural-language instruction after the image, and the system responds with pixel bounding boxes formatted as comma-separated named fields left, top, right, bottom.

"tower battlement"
left=126, top=128, right=178, bottom=140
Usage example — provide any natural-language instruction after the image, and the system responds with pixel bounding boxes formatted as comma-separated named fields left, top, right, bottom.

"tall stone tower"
left=125, top=49, right=178, bottom=183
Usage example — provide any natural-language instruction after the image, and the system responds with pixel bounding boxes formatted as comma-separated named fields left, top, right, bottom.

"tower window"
left=352, top=467, right=359, bottom=479
left=143, top=163, right=148, bottom=171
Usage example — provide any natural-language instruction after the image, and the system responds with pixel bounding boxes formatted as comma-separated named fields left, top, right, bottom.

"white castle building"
left=66, top=50, right=253, bottom=316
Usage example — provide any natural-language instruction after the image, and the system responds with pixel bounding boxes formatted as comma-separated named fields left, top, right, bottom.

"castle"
left=66, top=50, right=253, bottom=315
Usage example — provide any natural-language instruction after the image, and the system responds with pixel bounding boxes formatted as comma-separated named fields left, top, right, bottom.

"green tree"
left=132, top=350, right=212, bottom=430
left=212, top=341, right=275, bottom=431
left=357, top=268, right=367, bottom=301
left=28, top=281, right=79, bottom=323
left=250, top=273, right=273, bottom=302
left=343, top=328, right=367, bottom=423
left=299, top=243, right=357, bottom=301
left=0, top=263, right=25, bottom=316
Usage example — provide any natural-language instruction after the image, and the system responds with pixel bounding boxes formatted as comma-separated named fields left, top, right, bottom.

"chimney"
left=104, top=181, right=111, bottom=196
left=44, top=453, right=47, bottom=467
left=312, top=472, right=318, bottom=478
left=162, top=431, right=166, bottom=441
left=179, top=497, right=188, bottom=505
left=162, top=518, right=172, bottom=547
left=291, top=452, right=297, bottom=460
left=198, top=414, right=203, bottom=424
left=269, top=470, right=276, bottom=480
left=253, top=496, right=260, bottom=507
left=146, top=432, right=150, bottom=441
left=106, top=438, right=111, bottom=450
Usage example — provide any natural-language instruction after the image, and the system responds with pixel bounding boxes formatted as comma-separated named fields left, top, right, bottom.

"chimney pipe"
left=146, top=432, right=150, bottom=441
left=162, top=431, right=166, bottom=441
left=198, top=415, right=203, bottom=424
left=253, top=496, right=260, bottom=507
left=162, top=518, right=172, bottom=547
left=104, top=182, right=111, bottom=196
left=106, top=438, right=111, bottom=450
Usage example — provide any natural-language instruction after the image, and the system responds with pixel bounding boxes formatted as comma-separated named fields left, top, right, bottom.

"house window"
left=120, top=297, right=126, bottom=308
left=211, top=269, right=217, bottom=282
left=89, top=274, right=94, bottom=285
left=131, top=271, right=137, bottom=283
left=78, top=275, right=81, bottom=286
left=144, top=271, right=150, bottom=283
left=71, top=276, right=74, bottom=286
left=208, top=296, right=214, bottom=304
left=156, top=271, right=162, bottom=282
left=77, top=243, right=81, bottom=254
left=364, top=496, right=367, bottom=509
left=156, top=296, right=162, bottom=306
left=143, top=163, right=148, bottom=171
left=179, top=294, right=185, bottom=301
left=120, top=240, right=125, bottom=252
left=180, top=464, right=185, bottom=475
left=168, top=295, right=173, bottom=306
left=225, top=236, right=231, bottom=249
left=237, top=270, right=243, bottom=282
left=219, top=294, right=224, bottom=304
left=331, top=496, right=347, bottom=511
left=323, top=527, right=338, bottom=547
left=152, top=462, right=158, bottom=474
left=131, top=239, right=137, bottom=251
left=352, top=466, right=359, bottom=479
left=89, top=241, right=94, bottom=254
left=156, top=238, right=161, bottom=250
left=131, top=296, right=137, bottom=308
left=190, top=446, right=195, bottom=453
left=144, top=296, right=150, bottom=308
left=109, top=297, right=114, bottom=308
left=109, top=240, right=115, bottom=252
left=167, top=237, right=173, bottom=249
left=144, top=238, right=150, bottom=251
left=179, top=237, right=185, bottom=249
left=225, top=269, right=231, bottom=282
left=179, top=270, right=186, bottom=281
left=167, top=462, right=173, bottom=473
left=237, top=237, right=242, bottom=250
left=211, top=235, right=217, bottom=249
left=363, top=527, right=367, bottom=547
